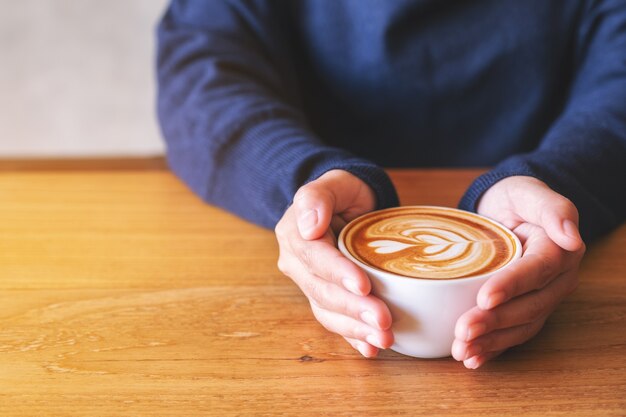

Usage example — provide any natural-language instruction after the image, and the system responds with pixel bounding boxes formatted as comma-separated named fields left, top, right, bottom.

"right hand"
left=275, top=169, right=394, bottom=357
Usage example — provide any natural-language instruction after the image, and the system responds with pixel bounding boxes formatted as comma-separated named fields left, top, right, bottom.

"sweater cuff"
left=304, top=157, right=399, bottom=211
left=336, top=164, right=400, bottom=210
left=458, top=157, right=544, bottom=212
left=460, top=152, right=621, bottom=241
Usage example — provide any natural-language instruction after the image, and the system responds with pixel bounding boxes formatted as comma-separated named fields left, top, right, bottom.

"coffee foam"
left=342, top=207, right=517, bottom=279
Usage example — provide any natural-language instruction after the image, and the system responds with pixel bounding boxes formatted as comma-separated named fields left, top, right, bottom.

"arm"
left=459, top=0, right=626, bottom=242
left=156, top=0, right=398, bottom=228
left=158, top=1, right=397, bottom=357
left=453, top=0, right=626, bottom=369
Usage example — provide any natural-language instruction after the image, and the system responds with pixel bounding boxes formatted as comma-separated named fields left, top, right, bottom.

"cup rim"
left=337, top=205, right=523, bottom=285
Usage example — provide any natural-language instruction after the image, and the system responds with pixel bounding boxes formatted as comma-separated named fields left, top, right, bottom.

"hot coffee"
left=342, top=206, right=517, bottom=279
left=339, top=206, right=522, bottom=357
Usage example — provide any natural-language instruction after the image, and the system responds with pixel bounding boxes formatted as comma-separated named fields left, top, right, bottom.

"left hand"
left=452, top=176, right=586, bottom=369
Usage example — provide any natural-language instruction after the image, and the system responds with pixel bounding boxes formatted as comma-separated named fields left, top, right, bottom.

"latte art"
left=342, top=207, right=517, bottom=279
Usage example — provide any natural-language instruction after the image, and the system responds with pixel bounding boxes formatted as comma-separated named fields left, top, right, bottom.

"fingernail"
left=342, top=278, right=361, bottom=295
left=360, top=311, right=379, bottom=329
left=366, top=334, right=384, bottom=349
left=297, top=209, right=318, bottom=236
left=563, top=219, right=581, bottom=241
left=486, top=291, right=507, bottom=309
left=477, top=292, right=491, bottom=309
left=464, top=356, right=480, bottom=369
left=355, top=340, right=372, bottom=358
left=451, top=339, right=465, bottom=361
left=464, top=344, right=483, bottom=360
left=466, top=323, right=486, bottom=341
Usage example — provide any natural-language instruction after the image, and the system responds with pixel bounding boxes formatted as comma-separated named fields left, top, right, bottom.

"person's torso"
left=252, top=0, right=586, bottom=166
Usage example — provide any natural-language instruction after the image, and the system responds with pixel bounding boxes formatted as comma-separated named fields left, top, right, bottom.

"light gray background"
left=0, top=0, right=169, bottom=157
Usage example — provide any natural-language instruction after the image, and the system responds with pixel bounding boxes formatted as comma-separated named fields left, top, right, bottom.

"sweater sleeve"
left=459, top=0, right=626, bottom=242
left=156, top=1, right=398, bottom=229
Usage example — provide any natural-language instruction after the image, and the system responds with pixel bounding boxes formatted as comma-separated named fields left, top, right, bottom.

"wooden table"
left=1, top=162, right=624, bottom=416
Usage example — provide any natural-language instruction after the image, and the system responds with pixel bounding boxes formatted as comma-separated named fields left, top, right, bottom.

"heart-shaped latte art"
left=368, top=240, right=416, bottom=254
left=343, top=207, right=516, bottom=279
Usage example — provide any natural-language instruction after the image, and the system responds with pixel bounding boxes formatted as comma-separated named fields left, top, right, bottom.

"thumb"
left=293, top=183, right=334, bottom=241
left=512, top=178, right=584, bottom=251
left=293, top=170, right=374, bottom=240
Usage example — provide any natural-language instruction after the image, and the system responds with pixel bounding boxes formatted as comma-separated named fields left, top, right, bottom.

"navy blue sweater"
left=157, top=0, right=626, bottom=241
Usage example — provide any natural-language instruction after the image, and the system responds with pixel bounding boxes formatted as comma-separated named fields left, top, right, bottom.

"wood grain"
left=0, top=167, right=624, bottom=416
left=0, top=157, right=167, bottom=171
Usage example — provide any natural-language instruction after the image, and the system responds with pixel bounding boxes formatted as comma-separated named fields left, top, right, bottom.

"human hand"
left=452, top=176, right=585, bottom=369
left=275, top=170, right=394, bottom=357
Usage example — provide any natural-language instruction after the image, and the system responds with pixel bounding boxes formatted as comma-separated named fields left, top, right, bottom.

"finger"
left=453, top=319, right=545, bottom=362
left=476, top=230, right=583, bottom=310
left=287, top=231, right=372, bottom=296
left=288, top=269, right=391, bottom=330
left=293, top=181, right=335, bottom=240
left=311, top=304, right=394, bottom=349
left=344, top=337, right=379, bottom=358
left=476, top=254, right=558, bottom=311
left=463, top=349, right=505, bottom=369
left=510, top=178, right=583, bottom=251
left=457, top=268, right=579, bottom=342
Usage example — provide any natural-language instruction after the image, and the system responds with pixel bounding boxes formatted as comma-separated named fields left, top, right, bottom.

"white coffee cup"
left=338, top=206, right=522, bottom=358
